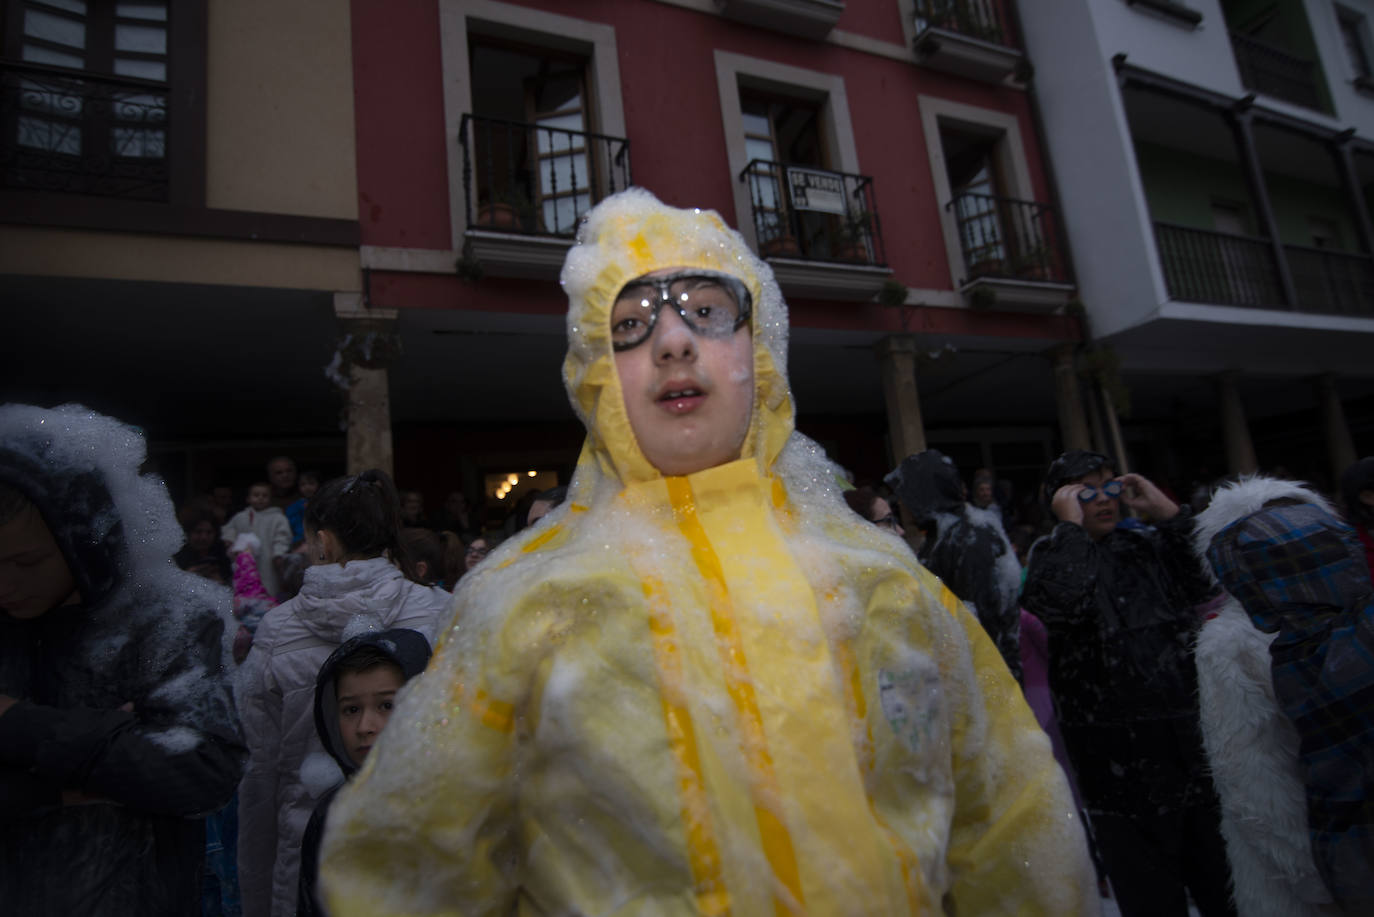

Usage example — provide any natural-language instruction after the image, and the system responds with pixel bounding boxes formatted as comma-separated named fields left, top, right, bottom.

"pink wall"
left=352, top=0, right=1057, bottom=321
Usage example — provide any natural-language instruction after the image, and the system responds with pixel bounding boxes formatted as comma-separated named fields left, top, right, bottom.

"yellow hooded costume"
left=319, top=189, right=1097, bottom=916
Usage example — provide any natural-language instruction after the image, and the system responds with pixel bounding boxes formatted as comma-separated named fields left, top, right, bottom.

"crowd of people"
left=1, top=187, right=1371, bottom=917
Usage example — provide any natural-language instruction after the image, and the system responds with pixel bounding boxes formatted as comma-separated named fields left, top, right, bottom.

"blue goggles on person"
left=1077, top=480, right=1124, bottom=503
left=610, top=270, right=752, bottom=352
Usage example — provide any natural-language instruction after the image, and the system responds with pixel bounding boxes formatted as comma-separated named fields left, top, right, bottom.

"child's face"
left=612, top=268, right=755, bottom=477
left=188, top=520, right=217, bottom=553
left=299, top=477, right=319, bottom=500
left=0, top=502, right=78, bottom=620
left=337, top=664, right=404, bottom=767
left=247, top=485, right=271, bottom=511
left=1073, top=467, right=1121, bottom=540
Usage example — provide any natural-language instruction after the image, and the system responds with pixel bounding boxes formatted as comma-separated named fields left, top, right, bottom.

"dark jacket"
left=0, top=404, right=246, bottom=916
left=1202, top=490, right=1374, bottom=911
left=296, top=628, right=432, bottom=917
left=1020, top=511, right=1216, bottom=817
left=887, top=451, right=1023, bottom=681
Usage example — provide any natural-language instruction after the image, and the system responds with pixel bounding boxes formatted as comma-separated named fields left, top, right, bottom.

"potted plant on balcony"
left=476, top=185, right=537, bottom=232
left=829, top=209, right=872, bottom=263
left=758, top=212, right=801, bottom=258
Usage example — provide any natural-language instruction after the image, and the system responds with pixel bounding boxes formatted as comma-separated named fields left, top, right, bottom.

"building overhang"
left=463, top=230, right=574, bottom=281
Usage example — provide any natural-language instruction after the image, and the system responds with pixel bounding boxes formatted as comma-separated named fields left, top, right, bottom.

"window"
left=438, top=1, right=627, bottom=255
left=919, top=95, right=1049, bottom=288
left=1337, top=5, right=1374, bottom=86
left=4, top=0, right=170, bottom=198
left=467, top=37, right=594, bottom=235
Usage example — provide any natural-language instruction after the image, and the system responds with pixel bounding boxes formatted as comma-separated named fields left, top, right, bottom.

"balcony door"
left=468, top=38, right=592, bottom=235
left=941, top=126, right=1008, bottom=275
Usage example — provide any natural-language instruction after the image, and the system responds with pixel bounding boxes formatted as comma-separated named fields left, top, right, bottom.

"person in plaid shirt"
left=1197, top=476, right=1374, bottom=913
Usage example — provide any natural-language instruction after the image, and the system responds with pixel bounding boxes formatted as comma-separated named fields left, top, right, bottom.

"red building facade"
left=347, top=0, right=1086, bottom=513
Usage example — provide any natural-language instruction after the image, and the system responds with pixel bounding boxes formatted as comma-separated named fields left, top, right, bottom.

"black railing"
left=1155, top=222, right=1285, bottom=307
left=459, top=113, right=630, bottom=238
left=913, top=0, right=1014, bottom=47
left=1285, top=243, right=1374, bottom=316
left=1, top=60, right=167, bottom=200
left=739, top=159, right=887, bottom=267
left=946, top=192, right=1069, bottom=284
left=1230, top=31, right=1324, bottom=111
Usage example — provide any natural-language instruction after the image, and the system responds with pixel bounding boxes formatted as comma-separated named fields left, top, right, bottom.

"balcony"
left=459, top=113, right=631, bottom=278
left=715, top=0, right=844, bottom=40
left=1, top=61, right=168, bottom=201
left=740, top=159, right=891, bottom=299
left=947, top=192, right=1074, bottom=310
left=1229, top=31, right=1325, bottom=111
left=1154, top=222, right=1374, bottom=316
left=912, top=0, right=1024, bottom=85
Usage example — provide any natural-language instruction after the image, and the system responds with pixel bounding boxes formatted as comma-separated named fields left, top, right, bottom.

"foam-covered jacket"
left=1020, top=510, right=1216, bottom=818
left=319, top=189, right=1096, bottom=916
left=237, top=556, right=450, bottom=917
left=1198, top=476, right=1374, bottom=914
left=886, top=450, right=1023, bottom=681
left=0, top=404, right=245, bottom=916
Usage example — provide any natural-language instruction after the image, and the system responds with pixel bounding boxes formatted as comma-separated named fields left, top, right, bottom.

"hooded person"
left=1021, top=449, right=1234, bottom=916
left=885, top=450, right=1023, bottom=681
left=318, top=188, right=1097, bottom=916
left=1195, top=475, right=1374, bottom=915
left=296, top=628, right=432, bottom=917
left=0, top=403, right=246, bottom=915
left=236, top=469, right=451, bottom=917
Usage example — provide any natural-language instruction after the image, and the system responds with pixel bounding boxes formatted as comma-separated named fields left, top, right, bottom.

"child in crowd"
left=175, top=504, right=232, bottom=585
left=222, top=482, right=292, bottom=600
left=237, top=469, right=450, bottom=917
left=285, top=471, right=320, bottom=549
left=0, top=403, right=245, bottom=915
left=229, top=533, right=278, bottom=665
left=399, top=527, right=444, bottom=587
left=319, top=189, right=1096, bottom=914
left=296, top=628, right=432, bottom=917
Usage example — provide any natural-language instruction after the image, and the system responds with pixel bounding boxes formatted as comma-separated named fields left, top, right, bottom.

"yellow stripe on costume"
left=643, top=577, right=731, bottom=917
left=665, top=476, right=805, bottom=917
left=471, top=689, right=515, bottom=733
left=827, top=630, right=928, bottom=914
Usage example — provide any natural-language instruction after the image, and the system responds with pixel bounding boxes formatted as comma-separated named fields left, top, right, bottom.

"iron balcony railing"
left=1284, top=243, right=1374, bottom=316
left=740, top=159, right=887, bottom=267
left=1155, top=222, right=1285, bottom=307
left=946, top=192, right=1069, bottom=285
left=1230, top=31, right=1324, bottom=111
left=459, top=113, right=630, bottom=238
left=913, top=0, right=1015, bottom=47
left=1, top=60, right=168, bottom=200
left=1154, top=222, right=1374, bottom=317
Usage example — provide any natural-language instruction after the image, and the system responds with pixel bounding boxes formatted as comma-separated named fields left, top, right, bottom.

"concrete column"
left=335, top=295, right=400, bottom=477
left=1050, top=344, right=1091, bottom=452
left=876, top=335, right=927, bottom=466
left=1217, top=371, right=1258, bottom=475
left=1319, top=373, right=1358, bottom=486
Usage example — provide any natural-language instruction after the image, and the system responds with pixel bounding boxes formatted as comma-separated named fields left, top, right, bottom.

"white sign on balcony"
left=786, top=167, right=847, bottom=214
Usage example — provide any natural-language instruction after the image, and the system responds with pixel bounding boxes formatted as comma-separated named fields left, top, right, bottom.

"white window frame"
left=917, top=95, right=1036, bottom=289
left=438, top=0, right=626, bottom=252
left=1334, top=3, right=1374, bottom=82
left=713, top=49, right=860, bottom=248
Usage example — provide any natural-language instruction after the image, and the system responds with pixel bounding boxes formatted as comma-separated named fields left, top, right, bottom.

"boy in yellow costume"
left=319, top=189, right=1097, bottom=915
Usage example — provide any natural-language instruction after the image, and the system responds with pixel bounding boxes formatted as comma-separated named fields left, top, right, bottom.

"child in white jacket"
left=235, top=469, right=450, bottom=917
left=222, top=482, right=291, bottom=599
